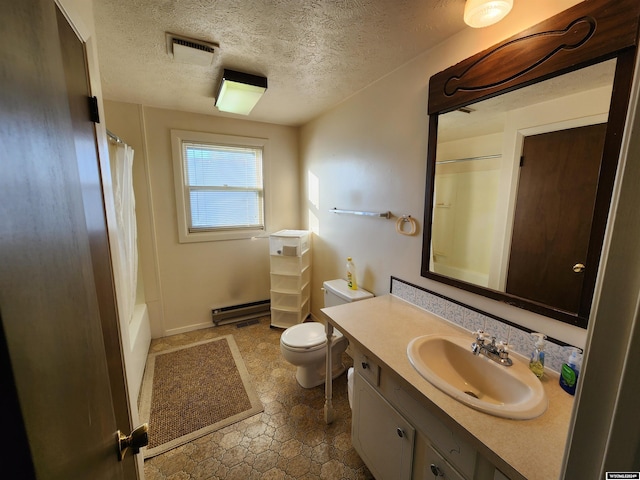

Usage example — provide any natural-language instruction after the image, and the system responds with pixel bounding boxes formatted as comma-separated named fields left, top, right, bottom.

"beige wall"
left=104, top=102, right=299, bottom=336
left=300, top=0, right=589, bottom=347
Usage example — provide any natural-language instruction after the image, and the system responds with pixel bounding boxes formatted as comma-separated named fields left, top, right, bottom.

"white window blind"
left=182, top=142, right=264, bottom=232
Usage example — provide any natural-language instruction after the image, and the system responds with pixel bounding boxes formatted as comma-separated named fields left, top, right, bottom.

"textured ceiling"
left=94, top=0, right=466, bottom=126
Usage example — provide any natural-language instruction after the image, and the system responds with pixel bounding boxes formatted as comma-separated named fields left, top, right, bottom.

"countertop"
left=320, top=294, right=575, bottom=480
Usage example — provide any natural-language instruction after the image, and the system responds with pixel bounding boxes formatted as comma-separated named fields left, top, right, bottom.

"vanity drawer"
left=354, top=350, right=380, bottom=386
left=424, top=443, right=466, bottom=480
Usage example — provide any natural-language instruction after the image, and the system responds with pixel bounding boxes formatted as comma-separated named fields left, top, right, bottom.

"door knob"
left=430, top=463, right=445, bottom=476
left=573, top=263, right=586, bottom=273
left=117, top=423, right=149, bottom=461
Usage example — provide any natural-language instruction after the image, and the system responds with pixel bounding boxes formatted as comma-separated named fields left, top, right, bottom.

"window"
left=172, top=130, right=268, bottom=242
left=184, top=143, right=263, bottom=231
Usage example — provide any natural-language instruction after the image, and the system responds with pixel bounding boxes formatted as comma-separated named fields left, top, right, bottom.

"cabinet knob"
left=430, top=463, right=445, bottom=477
left=361, top=362, right=369, bottom=369
left=396, top=427, right=404, bottom=438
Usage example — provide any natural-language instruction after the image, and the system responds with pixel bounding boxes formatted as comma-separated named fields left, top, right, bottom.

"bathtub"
left=127, top=303, right=151, bottom=404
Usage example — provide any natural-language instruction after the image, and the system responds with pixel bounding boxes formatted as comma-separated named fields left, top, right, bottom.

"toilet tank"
left=323, top=279, right=373, bottom=307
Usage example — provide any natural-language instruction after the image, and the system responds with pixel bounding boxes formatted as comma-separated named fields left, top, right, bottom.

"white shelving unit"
left=269, top=230, right=311, bottom=328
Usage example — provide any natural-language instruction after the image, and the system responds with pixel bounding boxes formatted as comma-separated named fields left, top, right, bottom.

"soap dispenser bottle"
left=346, top=257, right=358, bottom=290
left=529, top=333, right=546, bottom=378
left=559, top=347, right=583, bottom=395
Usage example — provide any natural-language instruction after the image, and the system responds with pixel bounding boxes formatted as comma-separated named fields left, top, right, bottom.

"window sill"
left=178, top=228, right=267, bottom=244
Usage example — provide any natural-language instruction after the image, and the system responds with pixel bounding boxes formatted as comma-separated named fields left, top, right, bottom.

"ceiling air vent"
left=165, top=33, right=218, bottom=66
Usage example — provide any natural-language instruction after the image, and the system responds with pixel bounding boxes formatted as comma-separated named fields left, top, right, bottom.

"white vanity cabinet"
left=351, top=349, right=503, bottom=480
left=494, top=470, right=510, bottom=480
left=323, top=295, right=572, bottom=480
left=352, top=372, right=415, bottom=480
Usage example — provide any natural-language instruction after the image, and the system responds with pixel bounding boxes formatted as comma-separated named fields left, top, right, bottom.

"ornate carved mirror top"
left=422, top=0, right=640, bottom=328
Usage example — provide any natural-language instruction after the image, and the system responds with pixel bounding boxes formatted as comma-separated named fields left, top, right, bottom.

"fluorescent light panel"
left=215, top=69, right=268, bottom=115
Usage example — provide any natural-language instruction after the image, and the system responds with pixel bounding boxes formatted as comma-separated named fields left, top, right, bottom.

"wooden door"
left=55, top=4, right=140, bottom=478
left=0, top=0, right=132, bottom=477
left=506, top=124, right=607, bottom=313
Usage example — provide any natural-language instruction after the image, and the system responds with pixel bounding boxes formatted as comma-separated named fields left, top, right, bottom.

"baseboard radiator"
left=211, top=299, right=270, bottom=326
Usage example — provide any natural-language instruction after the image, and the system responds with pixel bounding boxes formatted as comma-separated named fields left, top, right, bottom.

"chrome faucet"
left=471, top=331, right=513, bottom=366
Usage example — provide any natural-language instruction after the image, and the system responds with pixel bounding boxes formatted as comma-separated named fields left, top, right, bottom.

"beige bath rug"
left=139, top=335, right=263, bottom=458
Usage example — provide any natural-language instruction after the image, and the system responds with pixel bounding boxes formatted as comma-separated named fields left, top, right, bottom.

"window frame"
left=171, top=130, right=269, bottom=243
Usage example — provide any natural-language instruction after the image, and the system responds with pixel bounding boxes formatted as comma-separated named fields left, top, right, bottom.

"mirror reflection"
left=429, top=59, right=616, bottom=315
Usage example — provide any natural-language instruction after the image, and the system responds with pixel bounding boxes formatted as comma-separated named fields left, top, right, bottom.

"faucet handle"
left=474, top=330, right=489, bottom=342
left=497, top=341, right=513, bottom=365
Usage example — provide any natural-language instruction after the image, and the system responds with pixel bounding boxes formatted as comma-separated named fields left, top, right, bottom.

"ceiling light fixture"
left=464, top=0, right=513, bottom=28
left=214, top=69, right=268, bottom=115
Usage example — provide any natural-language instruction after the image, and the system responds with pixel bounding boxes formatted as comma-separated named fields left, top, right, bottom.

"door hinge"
left=520, top=155, right=524, bottom=167
left=88, top=96, right=100, bottom=123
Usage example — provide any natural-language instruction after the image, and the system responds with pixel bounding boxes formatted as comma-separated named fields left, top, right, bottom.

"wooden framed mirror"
left=421, top=0, right=640, bottom=328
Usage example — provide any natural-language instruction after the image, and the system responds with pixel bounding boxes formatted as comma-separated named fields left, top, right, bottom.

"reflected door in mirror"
left=506, top=123, right=607, bottom=312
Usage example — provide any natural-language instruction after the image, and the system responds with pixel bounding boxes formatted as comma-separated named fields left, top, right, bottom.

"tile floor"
left=142, top=317, right=373, bottom=480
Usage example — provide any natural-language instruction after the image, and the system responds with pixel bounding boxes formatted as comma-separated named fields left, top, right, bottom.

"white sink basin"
left=407, top=334, right=548, bottom=420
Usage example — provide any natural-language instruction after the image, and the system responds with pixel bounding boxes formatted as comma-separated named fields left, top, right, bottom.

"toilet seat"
left=279, top=320, right=349, bottom=389
left=280, top=322, right=343, bottom=351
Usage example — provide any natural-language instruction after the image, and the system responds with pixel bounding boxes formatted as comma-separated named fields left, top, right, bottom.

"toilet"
left=280, top=279, right=373, bottom=388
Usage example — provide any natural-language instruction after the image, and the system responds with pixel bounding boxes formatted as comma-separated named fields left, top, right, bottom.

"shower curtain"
left=108, top=140, right=137, bottom=327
